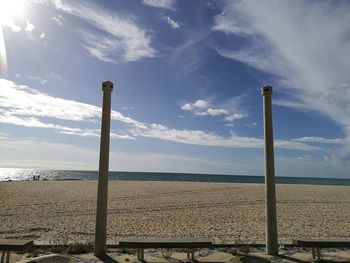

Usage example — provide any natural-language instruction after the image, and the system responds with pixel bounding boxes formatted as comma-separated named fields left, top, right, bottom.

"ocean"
left=0, top=168, right=349, bottom=186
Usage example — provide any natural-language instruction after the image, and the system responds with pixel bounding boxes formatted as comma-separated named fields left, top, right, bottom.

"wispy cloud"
left=212, top=0, right=350, bottom=164
left=0, top=79, right=320, bottom=151
left=141, top=0, right=175, bottom=10
left=27, top=76, right=47, bottom=84
left=292, top=137, right=346, bottom=145
left=52, top=14, right=65, bottom=26
left=163, top=16, right=181, bottom=29
left=15, top=73, right=64, bottom=84
left=81, top=32, right=120, bottom=63
left=212, top=1, right=350, bottom=130
left=132, top=123, right=319, bottom=151
left=0, top=135, right=99, bottom=170
left=42, top=0, right=156, bottom=63
left=0, top=134, right=260, bottom=174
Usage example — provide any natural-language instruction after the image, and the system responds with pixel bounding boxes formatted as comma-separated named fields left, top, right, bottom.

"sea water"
left=0, top=168, right=349, bottom=186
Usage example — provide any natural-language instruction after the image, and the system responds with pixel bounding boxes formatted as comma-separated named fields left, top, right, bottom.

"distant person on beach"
left=33, top=175, right=40, bottom=180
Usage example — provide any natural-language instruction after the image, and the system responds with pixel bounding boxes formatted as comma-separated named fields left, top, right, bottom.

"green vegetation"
left=66, top=242, right=94, bottom=254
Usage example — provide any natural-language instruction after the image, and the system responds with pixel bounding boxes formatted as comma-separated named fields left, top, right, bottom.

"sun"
left=0, top=0, right=26, bottom=27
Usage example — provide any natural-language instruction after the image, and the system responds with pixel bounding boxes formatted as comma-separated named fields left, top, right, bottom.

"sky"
left=0, top=0, right=350, bottom=178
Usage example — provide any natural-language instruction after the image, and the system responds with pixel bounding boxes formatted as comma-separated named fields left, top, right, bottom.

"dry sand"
left=0, top=181, right=349, bottom=243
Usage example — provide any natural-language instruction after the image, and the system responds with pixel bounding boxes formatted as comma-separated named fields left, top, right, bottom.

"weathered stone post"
left=95, top=81, right=113, bottom=257
left=261, top=86, right=278, bottom=256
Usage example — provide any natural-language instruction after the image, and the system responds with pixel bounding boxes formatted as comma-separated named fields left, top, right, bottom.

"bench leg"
left=187, top=250, right=195, bottom=261
left=316, top=248, right=321, bottom=261
left=5, top=252, right=10, bottom=263
left=311, top=248, right=321, bottom=261
left=1, top=251, right=10, bottom=263
left=137, top=248, right=144, bottom=261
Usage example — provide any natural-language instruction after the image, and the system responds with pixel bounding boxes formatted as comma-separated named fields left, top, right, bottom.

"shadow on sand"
left=121, top=255, right=271, bottom=263
left=239, top=255, right=271, bottom=263
left=96, top=254, right=349, bottom=263
left=274, top=255, right=309, bottom=263
left=276, top=254, right=350, bottom=263
left=97, top=254, right=120, bottom=263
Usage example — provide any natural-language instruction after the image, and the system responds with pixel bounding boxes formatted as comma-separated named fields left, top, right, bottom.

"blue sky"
left=0, top=0, right=349, bottom=178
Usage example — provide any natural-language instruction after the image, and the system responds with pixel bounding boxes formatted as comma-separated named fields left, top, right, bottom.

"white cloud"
left=292, top=137, right=346, bottom=145
left=274, top=140, right=319, bottom=151
left=163, top=16, right=181, bottom=29
left=0, top=79, right=100, bottom=121
left=133, top=123, right=263, bottom=148
left=180, top=103, right=193, bottom=111
left=0, top=14, right=22, bottom=32
left=8, top=23, right=21, bottom=32
left=193, top=99, right=209, bottom=109
left=181, top=100, right=209, bottom=111
left=141, top=0, right=175, bottom=10
left=43, top=0, right=156, bottom=63
left=225, top=113, right=247, bottom=122
left=180, top=99, right=247, bottom=121
left=131, top=123, right=318, bottom=151
left=0, top=79, right=319, bottom=151
left=0, top=78, right=141, bottom=128
left=25, top=21, right=35, bottom=32
left=205, top=108, right=228, bottom=116
left=40, top=32, right=45, bottom=39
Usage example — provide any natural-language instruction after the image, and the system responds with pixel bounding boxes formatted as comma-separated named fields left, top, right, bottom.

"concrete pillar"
left=95, top=81, right=113, bottom=257
left=261, top=86, right=278, bottom=256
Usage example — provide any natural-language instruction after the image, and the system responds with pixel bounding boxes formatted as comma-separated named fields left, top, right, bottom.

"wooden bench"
left=293, top=239, right=350, bottom=261
left=0, top=239, right=33, bottom=263
left=118, top=237, right=213, bottom=261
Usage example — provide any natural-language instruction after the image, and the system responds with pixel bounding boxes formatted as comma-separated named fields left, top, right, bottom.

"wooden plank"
left=0, top=239, right=33, bottom=251
left=119, top=237, right=212, bottom=249
left=293, top=239, right=350, bottom=248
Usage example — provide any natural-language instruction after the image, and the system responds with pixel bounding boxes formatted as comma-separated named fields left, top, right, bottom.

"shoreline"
left=1, top=168, right=350, bottom=186
left=2, top=178, right=350, bottom=187
left=1, top=181, right=349, bottom=244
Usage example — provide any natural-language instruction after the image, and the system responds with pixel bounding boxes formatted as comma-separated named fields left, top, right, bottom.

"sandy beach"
left=0, top=181, right=349, bottom=243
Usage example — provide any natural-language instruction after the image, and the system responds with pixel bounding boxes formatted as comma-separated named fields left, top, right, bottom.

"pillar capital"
left=102, top=81, right=113, bottom=92
left=261, top=85, right=272, bottom=96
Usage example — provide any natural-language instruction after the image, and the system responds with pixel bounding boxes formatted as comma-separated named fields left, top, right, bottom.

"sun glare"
left=0, top=0, right=26, bottom=26
left=0, top=0, right=26, bottom=76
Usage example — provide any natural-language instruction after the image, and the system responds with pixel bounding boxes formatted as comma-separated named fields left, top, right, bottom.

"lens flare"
left=0, top=27, right=8, bottom=76
left=0, top=0, right=26, bottom=76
